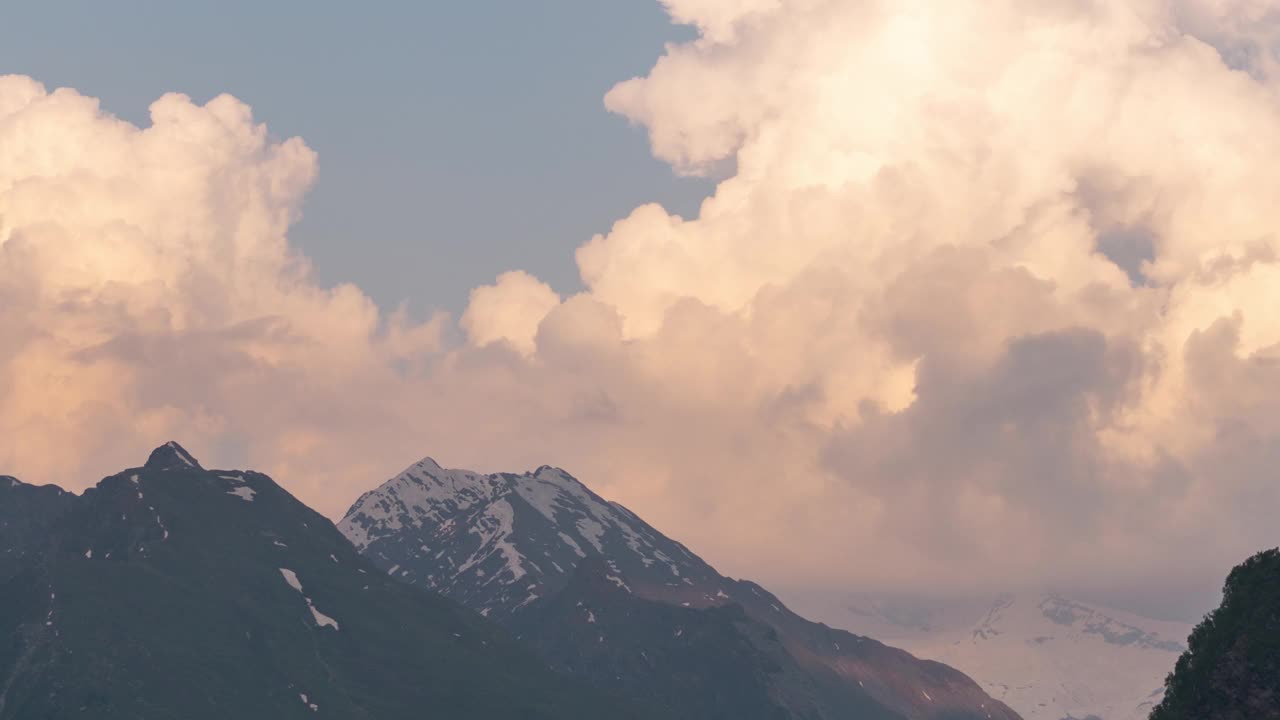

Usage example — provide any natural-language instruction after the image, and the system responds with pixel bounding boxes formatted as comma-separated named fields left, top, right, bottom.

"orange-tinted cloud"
left=5, top=0, right=1280, bottom=595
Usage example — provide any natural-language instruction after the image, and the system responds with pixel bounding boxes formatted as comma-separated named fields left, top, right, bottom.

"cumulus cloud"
left=6, top=0, right=1280, bottom=600
left=0, top=77, right=444, bottom=501
left=461, top=271, right=561, bottom=356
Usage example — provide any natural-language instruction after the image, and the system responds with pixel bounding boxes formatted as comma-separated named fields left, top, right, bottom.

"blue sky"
left=1, top=0, right=711, bottom=315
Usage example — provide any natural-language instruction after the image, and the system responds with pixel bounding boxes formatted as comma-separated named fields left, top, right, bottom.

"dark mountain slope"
left=0, top=476, right=73, bottom=568
left=0, top=443, right=632, bottom=720
left=510, top=558, right=922, bottom=720
left=342, top=457, right=1021, bottom=720
left=1150, top=548, right=1280, bottom=720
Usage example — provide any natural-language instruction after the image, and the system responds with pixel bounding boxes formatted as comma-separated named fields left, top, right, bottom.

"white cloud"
left=0, top=78, right=444, bottom=502
left=6, top=0, right=1280, bottom=598
left=461, top=270, right=561, bottom=356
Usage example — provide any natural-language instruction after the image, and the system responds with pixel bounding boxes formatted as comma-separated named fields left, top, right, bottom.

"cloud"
left=0, top=77, right=444, bottom=503
left=461, top=271, right=561, bottom=356
left=474, top=0, right=1280, bottom=592
left=6, top=0, right=1280, bottom=600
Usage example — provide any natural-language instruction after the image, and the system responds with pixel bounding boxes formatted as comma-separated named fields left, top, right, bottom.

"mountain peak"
left=144, top=441, right=203, bottom=471
left=341, top=457, right=1025, bottom=720
left=340, top=457, right=715, bottom=614
left=411, top=456, right=443, bottom=472
left=0, top=448, right=622, bottom=719
left=532, top=464, right=576, bottom=482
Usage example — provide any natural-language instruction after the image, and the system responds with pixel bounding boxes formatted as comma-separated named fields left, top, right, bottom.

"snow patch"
left=279, top=568, right=340, bottom=630
left=558, top=532, right=587, bottom=558
left=280, top=568, right=304, bottom=592
left=575, top=517, right=606, bottom=553
left=166, top=442, right=196, bottom=467
left=227, top=486, right=256, bottom=502
left=309, top=605, right=340, bottom=630
left=456, top=499, right=527, bottom=583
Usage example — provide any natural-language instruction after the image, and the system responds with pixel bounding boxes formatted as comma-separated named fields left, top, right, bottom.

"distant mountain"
left=787, top=591, right=1192, bottom=720
left=340, top=456, right=1023, bottom=720
left=1150, top=548, right=1280, bottom=720
left=0, top=443, right=630, bottom=720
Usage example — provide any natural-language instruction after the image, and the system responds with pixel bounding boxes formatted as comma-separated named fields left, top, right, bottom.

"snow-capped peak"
left=411, top=456, right=443, bottom=473
left=339, top=459, right=1026, bottom=720
left=787, top=590, right=1193, bottom=720
left=339, top=456, right=713, bottom=617
left=339, top=458, right=505, bottom=551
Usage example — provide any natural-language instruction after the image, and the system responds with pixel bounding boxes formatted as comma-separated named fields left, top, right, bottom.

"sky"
left=0, top=0, right=710, bottom=316
left=4, top=0, right=1280, bottom=622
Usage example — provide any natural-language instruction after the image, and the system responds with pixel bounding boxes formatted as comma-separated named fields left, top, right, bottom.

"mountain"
left=340, top=456, right=1023, bottom=720
left=0, top=443, right=632, bottom=720
left=785, top=591, right=1192, bottom=720
left=1150, top=548, right=1280, bottom=720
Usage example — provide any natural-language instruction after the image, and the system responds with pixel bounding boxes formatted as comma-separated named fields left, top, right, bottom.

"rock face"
left=0, top=443, right=629, bottom=720
left=786, top=590, right=1192, bottom=720
left=1149, top=548, right=1280, bottom=720
left=340, top=456, right=1024, bottom=720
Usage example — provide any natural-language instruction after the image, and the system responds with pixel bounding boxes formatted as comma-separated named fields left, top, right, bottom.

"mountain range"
left=19, top=442, right=1189, bottom=718
left=0, top=443, right=628, bottom=719
left=784, top=590, right=1193, bottom=720
left=340, top=456, right=1023, bottom=720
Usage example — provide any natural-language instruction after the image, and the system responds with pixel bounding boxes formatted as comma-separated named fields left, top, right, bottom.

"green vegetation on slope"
left=1150, top=548, right=1280, bottom=720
